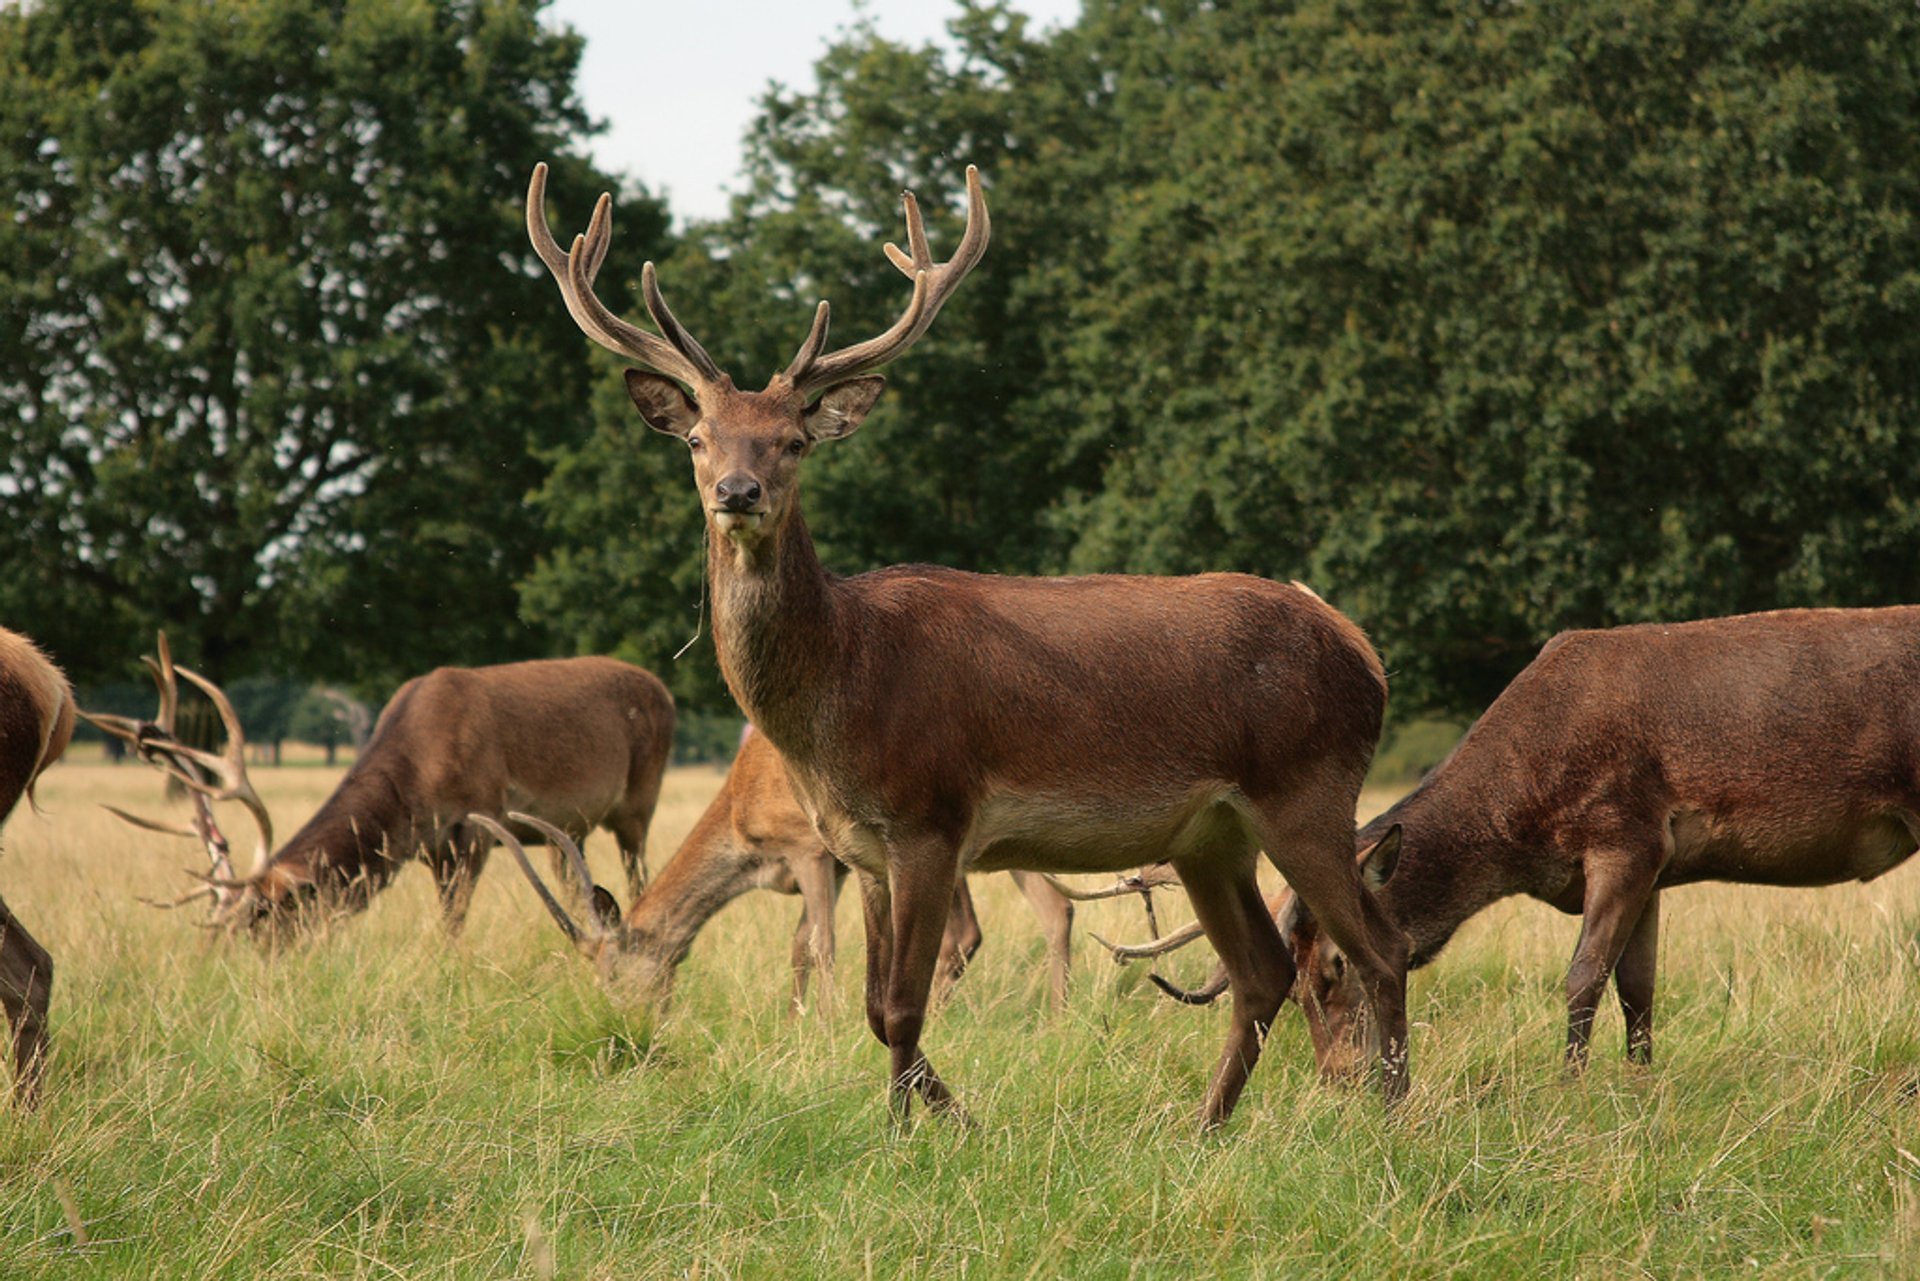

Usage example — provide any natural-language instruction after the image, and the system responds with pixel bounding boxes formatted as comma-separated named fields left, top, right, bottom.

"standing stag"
left=92, top=640, right=673, bottom=933
left=1109, top=608, right=1920, bottom=1078
left=0, top=628, right=72, bottom=1105
left=528, top=161, right=1410, bottom=1127
left=481, top=726, right=1078, bottom=1013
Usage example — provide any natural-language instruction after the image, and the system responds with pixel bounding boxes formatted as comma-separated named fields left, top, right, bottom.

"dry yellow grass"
left=0, top=753, right=1916, bottom=1277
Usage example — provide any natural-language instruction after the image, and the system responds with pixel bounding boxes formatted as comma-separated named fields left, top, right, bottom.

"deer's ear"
left=803, top=376, right=885, bottom=442
left=1360, top=824, right=1402, bottom=890
left=624, top=370, right=701, bottom=438
left=589, top=885, right=624, bottom=931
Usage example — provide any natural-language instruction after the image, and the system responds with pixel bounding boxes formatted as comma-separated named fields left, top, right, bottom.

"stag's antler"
left=84, top=633, right=273, bottom=907
left=1039, top=864, right=1181, bottom=902
left=782, top=166, right=990, bottom=399
left=528, top=160, right=989, bottom=402
left=526, top=163, right=725, bottom=392
left=470, top=811, right=611, bottom=947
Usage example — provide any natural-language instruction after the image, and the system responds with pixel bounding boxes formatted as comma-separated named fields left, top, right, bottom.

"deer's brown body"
left=528, top=161, right=1410, bottom=1127
left=497, top=725, right=1076, bottom=1013
left=103, top=653, right=674, bottom=932
left=0, top=628, right=73, bottom=1104
left=1280, top=607, right=1920, bottom=1074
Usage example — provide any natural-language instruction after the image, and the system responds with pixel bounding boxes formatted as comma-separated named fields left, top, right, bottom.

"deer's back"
left=1401, top=607, right=1920, bottom=888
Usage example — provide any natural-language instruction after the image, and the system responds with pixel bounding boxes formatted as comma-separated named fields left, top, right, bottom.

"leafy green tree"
left=0, top=0, right=668, bottom=687
left=521, top=3, right=1104, bottom=710
left=528, top=0, right=1920, bottom=721
left=1057, top=0, right=1920, bottom=713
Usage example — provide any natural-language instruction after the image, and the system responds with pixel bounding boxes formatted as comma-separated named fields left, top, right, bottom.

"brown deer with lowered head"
left=1118, top=607, right=1920, bottom=1079
left=477, top=725, right=1078, bottom=1013
left=92, top=640, right=674, bottom=933
left=528, top=161, right=1410, bottom=1128
left=0, top=627, right=72, bottom=1105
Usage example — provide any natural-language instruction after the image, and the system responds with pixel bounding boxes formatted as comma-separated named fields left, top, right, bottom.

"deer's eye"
left=687, top=434, right=704, bottom=452
left=785, top=438, right=806, bottom=457
left=1330, top=954, right=1347, bottom=980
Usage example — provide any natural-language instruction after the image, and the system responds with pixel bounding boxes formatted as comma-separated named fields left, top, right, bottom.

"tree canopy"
left=527, top=0, right=1920, bottom=716
left=0, top=0, right=667, bottom=689
left=8, top=0, right=1919, bottom=723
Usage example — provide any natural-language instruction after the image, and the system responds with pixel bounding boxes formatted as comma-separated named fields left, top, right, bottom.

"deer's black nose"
left=715, top=474, right=762, bottom=511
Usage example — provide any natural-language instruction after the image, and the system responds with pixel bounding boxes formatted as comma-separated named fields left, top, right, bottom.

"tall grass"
left=1, top=755, right=1915, bottom=1277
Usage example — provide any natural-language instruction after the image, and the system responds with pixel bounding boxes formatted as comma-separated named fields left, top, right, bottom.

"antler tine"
left=166, top=665, right=275, bottom=872
left=1039, top=865, right=1183, bottom=902
left=639, top=261, right=725, bottom=385
left=526, top=162, right=720, bottom=393
left=1148, top=969, right=1230, bottom=1006
left=505, top=811, right=600, bottom=909
left=77, top=709, right=144, bottom=747
left=100, top=803, right=199, bottom=840
left=1089, top=919, right=1209, bottom=962
left=468, top=814, right=592, bottom=945
left=154, top=630, right=178, bottom=732
left=137, top=884, right=222, bottom=912
left=788, top=164, right=990, bottom=397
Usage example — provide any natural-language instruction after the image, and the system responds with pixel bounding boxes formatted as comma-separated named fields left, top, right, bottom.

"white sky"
left=543, top=0, right=1084, bottom=225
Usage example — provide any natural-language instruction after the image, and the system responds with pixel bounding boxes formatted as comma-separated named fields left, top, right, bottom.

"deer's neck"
left=707, top=504, right=843, bottom=759
left=266, top=767, right=411, bottom=903
left=626, top=810, right=764, bottom=971
left=1360, top=788, right=1512, bottom=968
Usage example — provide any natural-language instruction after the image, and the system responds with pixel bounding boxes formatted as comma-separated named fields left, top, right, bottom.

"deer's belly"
left=960, top=785, right=1248, bottom=875
left=1665, top=809, right=1920, bottom=887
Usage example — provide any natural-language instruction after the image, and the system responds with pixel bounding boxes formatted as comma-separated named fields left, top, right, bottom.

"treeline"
left=8, top=0, right=1920, bottom=723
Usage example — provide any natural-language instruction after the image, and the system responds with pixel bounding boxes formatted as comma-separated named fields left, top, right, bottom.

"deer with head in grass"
left=1105, top=608, right=1920, bottom=1081
left=90, top=637, right=674, bottom=935
left=0, top=627, right=72, bottom=1105
left=527, top=161, right=1410, bottom=1128
left=476, top=724, right=1078, bottom=1014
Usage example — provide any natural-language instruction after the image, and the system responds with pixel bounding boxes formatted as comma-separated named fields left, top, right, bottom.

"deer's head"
left=525, top=163, right=988, bottom=561
left=471, top=812, right=681, bottom=1003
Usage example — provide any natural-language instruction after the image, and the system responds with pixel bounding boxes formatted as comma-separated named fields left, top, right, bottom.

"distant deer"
left=0, top=628, right=73, bottom=1105
left=1107, top=608, right=1920, bottom=1080
left=90, top=638, right=674, bottom=933
left=528, top=160, right=1409, bottom=1128
left=478, top=726, right=1077, bottom=1013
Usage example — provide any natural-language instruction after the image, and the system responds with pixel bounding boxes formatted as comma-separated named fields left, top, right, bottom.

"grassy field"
left=1, top=751, right=1917, bottom=1278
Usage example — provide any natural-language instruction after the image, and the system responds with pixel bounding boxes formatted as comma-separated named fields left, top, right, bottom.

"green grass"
left=1, top=763, right=1916, bottom=1277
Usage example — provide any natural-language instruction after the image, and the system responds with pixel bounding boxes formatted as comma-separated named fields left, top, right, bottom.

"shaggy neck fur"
left=707, top=501, right=843, bottom=763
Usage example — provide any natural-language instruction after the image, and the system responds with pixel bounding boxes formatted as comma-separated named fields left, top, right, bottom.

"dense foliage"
left=0, top=0, right=667, bottom=690
left=7, top=0, right=1919, bottom=720
left=527, top=0, right=1920, bottom=716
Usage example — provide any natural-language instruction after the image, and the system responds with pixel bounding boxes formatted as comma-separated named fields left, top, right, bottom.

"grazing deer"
left=0, top=628, right=73, bottom=1105
left=91, top=640, right=674, bottom=933
left=527, top=161, right=1410, bottom=1127
left=1109, top=608, right=1920, bottom=1079
left=480, top=726, right=1077, bottom=1013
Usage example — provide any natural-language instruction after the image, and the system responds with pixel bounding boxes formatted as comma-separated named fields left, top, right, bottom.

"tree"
left=0, top=0, right=670, bottom=688
left=526, top=0, right=1920, bottom=720
left=1053, top=0, right=1920, bottom=713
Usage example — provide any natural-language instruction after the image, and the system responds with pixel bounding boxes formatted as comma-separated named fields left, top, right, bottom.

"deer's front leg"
left=883, top=844, right=965, bottom=1124
left=1565, top=854, right=1660, bottom=1070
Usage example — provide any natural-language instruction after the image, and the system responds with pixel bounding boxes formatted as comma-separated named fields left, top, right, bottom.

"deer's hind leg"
left=1174, top=840, right=1296, bottom=1130
left=0, top=895, right=51, bottom=1107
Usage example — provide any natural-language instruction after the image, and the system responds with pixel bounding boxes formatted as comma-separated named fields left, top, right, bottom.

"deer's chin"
left=711, top=510, right=766, bottom=539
